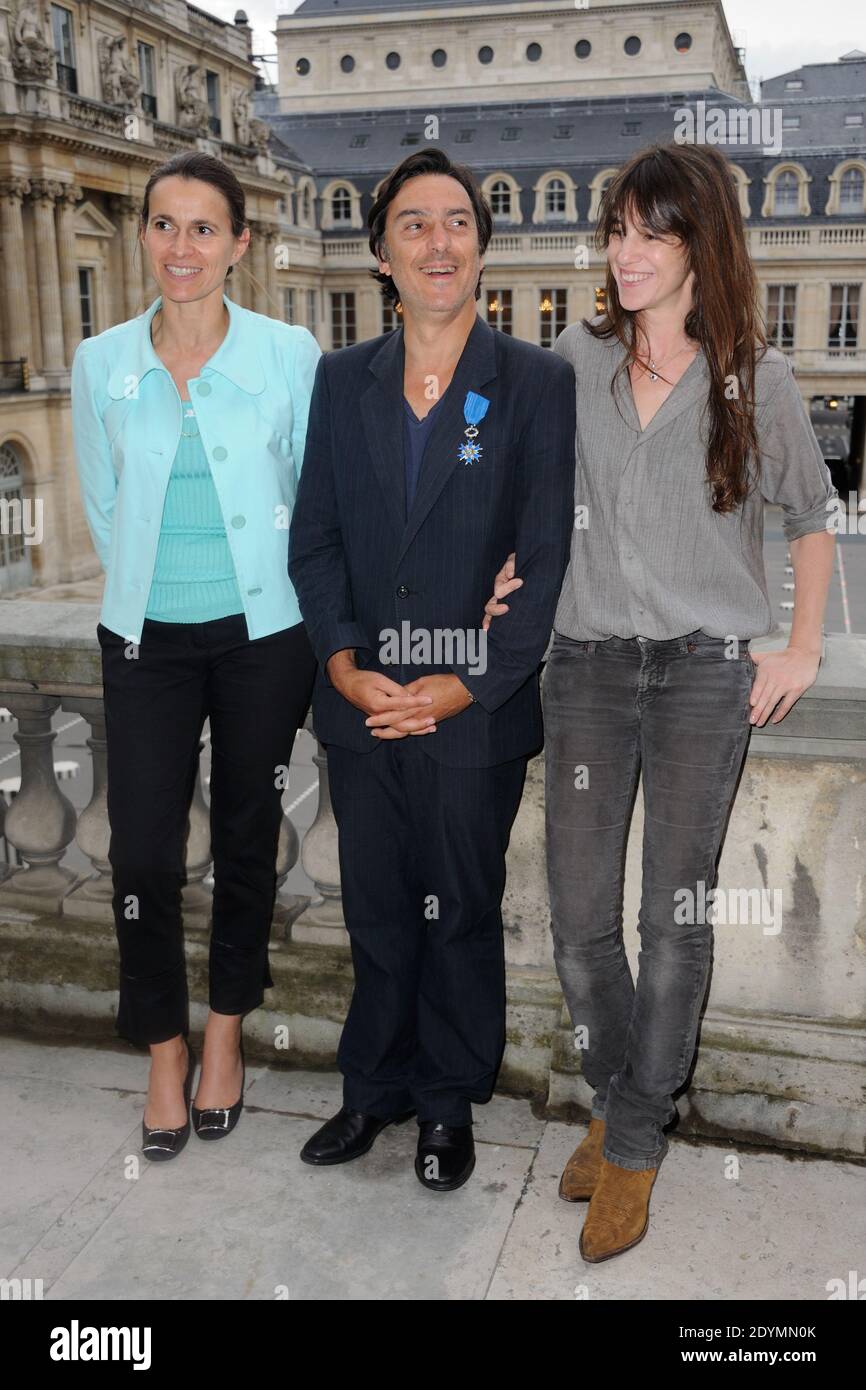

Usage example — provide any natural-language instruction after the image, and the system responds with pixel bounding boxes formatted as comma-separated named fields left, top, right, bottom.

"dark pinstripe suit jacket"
left=288, top=312, right=576, bottom=767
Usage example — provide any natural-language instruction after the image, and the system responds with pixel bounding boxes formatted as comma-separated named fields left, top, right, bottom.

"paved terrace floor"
left=3, top=1035, right=863, bottom=1302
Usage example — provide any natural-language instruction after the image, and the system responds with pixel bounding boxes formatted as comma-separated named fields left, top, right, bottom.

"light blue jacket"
left=71, top=293, right=321, bottom=643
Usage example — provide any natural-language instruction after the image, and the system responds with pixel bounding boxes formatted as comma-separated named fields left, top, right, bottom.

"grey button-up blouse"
left=552, top=316, right=837, bottom=641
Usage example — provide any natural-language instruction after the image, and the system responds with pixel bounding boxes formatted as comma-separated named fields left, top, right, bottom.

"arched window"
left=773, top=170, right=799, bottom=215
left=331, top=186, right=351, bottom=223
left=0, top=443, right=32, bottom=590
left=840, top=167, right=865, bottom=213
left=545, top=178, right=567, bottom=217
left=490, top=180, right=512, bottom=217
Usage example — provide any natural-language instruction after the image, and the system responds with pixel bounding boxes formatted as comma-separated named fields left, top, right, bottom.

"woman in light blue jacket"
left=72, top=152, right=321, bottom=1161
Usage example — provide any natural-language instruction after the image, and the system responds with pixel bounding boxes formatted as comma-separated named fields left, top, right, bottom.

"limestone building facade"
left=0, top=0, right=863, bottom=591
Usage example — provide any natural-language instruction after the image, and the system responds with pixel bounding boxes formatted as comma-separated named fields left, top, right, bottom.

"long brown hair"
left=590, top=142, right=767, bottom=513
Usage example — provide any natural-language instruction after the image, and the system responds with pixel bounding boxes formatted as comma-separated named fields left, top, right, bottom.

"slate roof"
left=762, top=53, right=866, bottom=101
left=254, top=22, right=866, bottom=237
left=264, top=89, right=765, bottom=173
left=758, top=54, right=866, bottom=154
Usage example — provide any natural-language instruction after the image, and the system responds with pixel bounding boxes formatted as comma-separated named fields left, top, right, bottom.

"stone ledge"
left=2, top=910, right=862, bottom=1160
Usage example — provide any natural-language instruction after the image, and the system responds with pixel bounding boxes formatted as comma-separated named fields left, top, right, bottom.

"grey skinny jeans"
left=542, top=629, right=754, bottom=1171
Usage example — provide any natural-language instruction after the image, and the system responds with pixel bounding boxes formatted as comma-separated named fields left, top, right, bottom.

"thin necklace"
left=640, top=341, right=697, bottom=383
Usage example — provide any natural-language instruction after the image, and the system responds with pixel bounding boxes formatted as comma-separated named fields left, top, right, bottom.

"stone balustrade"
left=0, top=599, right=863, bottom=1161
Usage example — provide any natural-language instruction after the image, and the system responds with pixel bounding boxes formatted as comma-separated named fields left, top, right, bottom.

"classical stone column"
left=56, top=183, right=83, bottom=367
left=29, top=179, right=66, bottom=372
left=0, top=177, right=33, bottom=366
left=0, top=694, right=78, bottom=911
left=109, top=194, right=144, bottom=321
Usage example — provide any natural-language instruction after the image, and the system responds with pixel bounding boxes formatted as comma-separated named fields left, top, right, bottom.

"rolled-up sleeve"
left=757, top=358, right=838, bottom=541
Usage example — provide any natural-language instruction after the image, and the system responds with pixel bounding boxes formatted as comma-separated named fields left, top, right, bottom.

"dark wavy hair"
left=590, top=141, right=768, bottom=514
left=367, top=147, right=493, bottom=308
left=140, top=151, right=247, bottom=278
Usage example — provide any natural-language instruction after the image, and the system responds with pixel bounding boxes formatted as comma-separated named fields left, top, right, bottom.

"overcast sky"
left=211, top=1, right=864, bottom=99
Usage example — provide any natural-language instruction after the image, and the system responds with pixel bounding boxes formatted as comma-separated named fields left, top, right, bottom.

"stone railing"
left=0, top=600, right=863, bottom=1160
left=321, top=227, right=866, bottom=270
left=0, top=601, right=336, bottom=929
left=751, top=224, right=866, bottom=255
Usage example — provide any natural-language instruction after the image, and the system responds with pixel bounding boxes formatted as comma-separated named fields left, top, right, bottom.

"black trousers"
left=98, top=615, right=316, bottom=1046
left=327, top=736, right=528, bottom=1126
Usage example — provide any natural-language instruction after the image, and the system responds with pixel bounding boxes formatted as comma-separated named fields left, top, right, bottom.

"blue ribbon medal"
left=458, top=391, right=490, bottom=465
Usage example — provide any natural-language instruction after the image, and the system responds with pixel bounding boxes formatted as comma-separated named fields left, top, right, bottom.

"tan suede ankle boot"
left=579, top=1155, right=659, bottom=1262
left=558, top=1116, right=606, bottom=1202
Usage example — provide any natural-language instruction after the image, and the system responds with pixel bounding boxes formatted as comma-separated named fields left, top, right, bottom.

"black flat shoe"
left=141, top=1040, right=196, bottom=1163
left=300, top=1105, right=416, bottom=1165
left=415, top=1121, right=475, bottom=1192
left=191, top=1040, right=245, bottom=1141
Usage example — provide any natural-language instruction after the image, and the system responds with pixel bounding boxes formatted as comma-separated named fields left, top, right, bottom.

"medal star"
left=459, top=441, right=482, bottom=465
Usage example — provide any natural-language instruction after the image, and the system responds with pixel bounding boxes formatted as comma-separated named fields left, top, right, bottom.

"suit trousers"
left=543, top=629, right=754, bottom=1170
left=326, top=735, right=528, bottom=1126
left=97, top=615, right=316, bottom=1046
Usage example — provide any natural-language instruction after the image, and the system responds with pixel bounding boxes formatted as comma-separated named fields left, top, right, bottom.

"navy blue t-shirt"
left=403, top=390, right=448, bottom=517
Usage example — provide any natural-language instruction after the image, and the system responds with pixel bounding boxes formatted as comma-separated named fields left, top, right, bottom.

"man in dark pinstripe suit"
left=289, top=150, right=575, bottom=1191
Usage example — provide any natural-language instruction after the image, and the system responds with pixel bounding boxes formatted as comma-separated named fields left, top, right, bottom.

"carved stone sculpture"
left=98, top=34, right=141, bottom=109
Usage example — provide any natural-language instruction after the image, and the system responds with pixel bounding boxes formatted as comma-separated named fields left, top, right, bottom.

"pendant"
left=458, top=424, right=483, bottom=465
left=459, top=391, right=490, bottom=465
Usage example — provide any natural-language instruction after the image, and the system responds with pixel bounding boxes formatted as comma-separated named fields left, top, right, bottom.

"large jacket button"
left=396, top=584, right=409, bottom=598
left=231, top=515, right=246, bottom=528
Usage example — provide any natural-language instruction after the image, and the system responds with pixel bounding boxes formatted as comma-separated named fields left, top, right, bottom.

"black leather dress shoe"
left=141, top=1041, right=196, bottom=1163
left=415, top=1122, right=475, bottom=1192
left=300, top=1105, right=415, bottom=1165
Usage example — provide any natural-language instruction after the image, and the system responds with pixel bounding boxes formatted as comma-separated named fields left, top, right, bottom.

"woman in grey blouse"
left=485, top=141, right=836, bottom=1263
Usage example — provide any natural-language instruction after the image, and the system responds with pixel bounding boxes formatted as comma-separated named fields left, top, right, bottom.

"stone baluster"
left=276, top=805, right=300, bottom=887
left=29, top=179, right=66, bottom=373
left=56, top=183, right=83, bottom=367
left=271, top=792, right=301, bottom=941
left=292, top=738, right=348, bottom=946
left=110, top=194, right=145, bottom=321
left=0, top=178, right=33, bottom=366
left=0, top=694, right=78, bottom=910
left=60, top=696, right=113, bottom=919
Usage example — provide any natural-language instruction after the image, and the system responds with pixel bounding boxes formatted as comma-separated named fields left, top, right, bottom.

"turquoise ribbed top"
left=145, top=400, right=245, bottom=623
